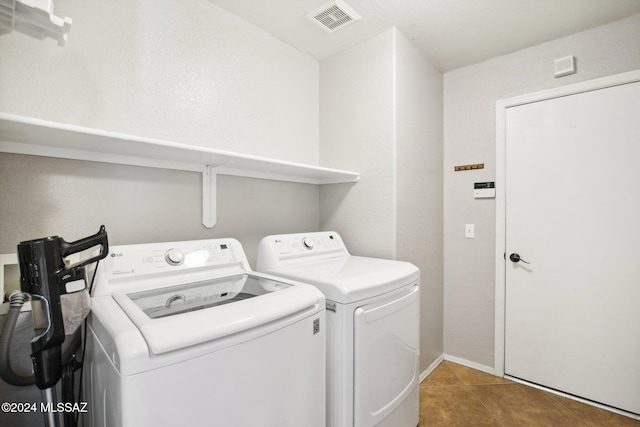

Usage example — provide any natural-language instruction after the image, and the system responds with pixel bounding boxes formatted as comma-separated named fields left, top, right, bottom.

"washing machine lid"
left=111, top=272, right=321, bottom=355
left=262, top=256, right=419, bottom=303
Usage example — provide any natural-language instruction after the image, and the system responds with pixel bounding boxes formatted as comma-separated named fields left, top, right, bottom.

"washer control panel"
left=105, top=239, right=244, bottom=280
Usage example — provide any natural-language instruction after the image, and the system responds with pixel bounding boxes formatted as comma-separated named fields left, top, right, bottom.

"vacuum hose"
left=0, top=291, right=83, bottom=387
left=0, top=291, right=35, bottom=386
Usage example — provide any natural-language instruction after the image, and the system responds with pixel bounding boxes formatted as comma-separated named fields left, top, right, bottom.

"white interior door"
left=504, top=80, right=640, bottom=415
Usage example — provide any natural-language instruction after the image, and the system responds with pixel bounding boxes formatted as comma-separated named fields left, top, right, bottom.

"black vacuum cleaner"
left=0, top=226, right=108, bottom=427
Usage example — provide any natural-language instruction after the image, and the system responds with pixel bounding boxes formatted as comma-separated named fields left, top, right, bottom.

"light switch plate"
left=465, top=224, right=475, bottom=239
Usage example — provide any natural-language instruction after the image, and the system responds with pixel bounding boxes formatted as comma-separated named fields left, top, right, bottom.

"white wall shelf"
left=0, top=113, right=360, bottom=228
left=0, top=0, right=72, bottom=46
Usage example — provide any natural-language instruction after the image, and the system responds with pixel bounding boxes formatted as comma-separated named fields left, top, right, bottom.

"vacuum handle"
left=59, top=225, right=108, bottom=269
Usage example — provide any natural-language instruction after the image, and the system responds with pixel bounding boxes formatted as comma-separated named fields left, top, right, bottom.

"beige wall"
left=396, top=31, right=445, bottom=371
left=0, top=154, right=319, bottom=265
left=0, top=0, right=321, bottom=264
left=443, top=14, right=640, bottom=369
left=0, top=0, right=319, bottom=163
left=319, top=29, right=397, bottom=258
left=320, top=28, right=445, bottom=372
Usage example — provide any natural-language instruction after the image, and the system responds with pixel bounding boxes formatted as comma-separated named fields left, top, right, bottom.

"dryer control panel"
left=256, top=232, right=349, bottom=269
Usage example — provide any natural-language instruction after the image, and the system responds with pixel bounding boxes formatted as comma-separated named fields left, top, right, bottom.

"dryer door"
left=353, top=284, right=420, bottom=427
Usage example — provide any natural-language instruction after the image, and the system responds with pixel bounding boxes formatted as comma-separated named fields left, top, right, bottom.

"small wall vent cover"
left=554, top=55, right=576, bottom=78
left=305, top=0, right=361, bottom=33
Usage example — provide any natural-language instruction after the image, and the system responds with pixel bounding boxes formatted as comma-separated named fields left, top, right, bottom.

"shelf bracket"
left=202, top=165, right=217, bottom=228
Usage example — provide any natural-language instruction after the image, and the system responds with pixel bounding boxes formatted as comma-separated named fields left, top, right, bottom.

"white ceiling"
left=208, top=0, right=640, bottom=72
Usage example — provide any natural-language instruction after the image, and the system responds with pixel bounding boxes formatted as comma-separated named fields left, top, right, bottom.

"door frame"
left=494, top=69, right=640, bottom=377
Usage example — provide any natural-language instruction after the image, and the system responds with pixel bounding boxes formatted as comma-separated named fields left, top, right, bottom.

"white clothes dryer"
left=84, top=238, right=326, bottom=427
left=257, top=232, right=420, bottom=427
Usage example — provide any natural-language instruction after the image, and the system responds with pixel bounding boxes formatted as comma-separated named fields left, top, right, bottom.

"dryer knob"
left=302, top=237, right=316, bottom=250
left=165, top=249, right=185, bottom=266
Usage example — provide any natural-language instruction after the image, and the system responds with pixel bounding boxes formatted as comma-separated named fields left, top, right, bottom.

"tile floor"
left=419, top=361, right=640, bottom=427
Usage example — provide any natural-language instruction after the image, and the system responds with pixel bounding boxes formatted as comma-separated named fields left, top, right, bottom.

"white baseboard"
left=419, top=354, right=499, bottom=384
left=506, top=376, right=640, bottom=421
left=435, top=354, right=639, bottom=420
left=443, top=354, right=497, bottom=376
left=419, top=354, right=444, bottom=383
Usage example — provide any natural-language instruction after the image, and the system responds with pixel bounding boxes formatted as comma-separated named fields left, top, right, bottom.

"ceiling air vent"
left=305, top=0, right=361, bottom=33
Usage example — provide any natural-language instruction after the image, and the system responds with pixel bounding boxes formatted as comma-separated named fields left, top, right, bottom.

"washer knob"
left=302, top=237, right=316, bottom=250
left=165, top=249, right=185, bottom=266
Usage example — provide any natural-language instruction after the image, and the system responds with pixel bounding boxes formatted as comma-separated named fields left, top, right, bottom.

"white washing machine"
left=84, top=238, right=326, bottom=427
left=257, top=232, right=420, bottom=427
